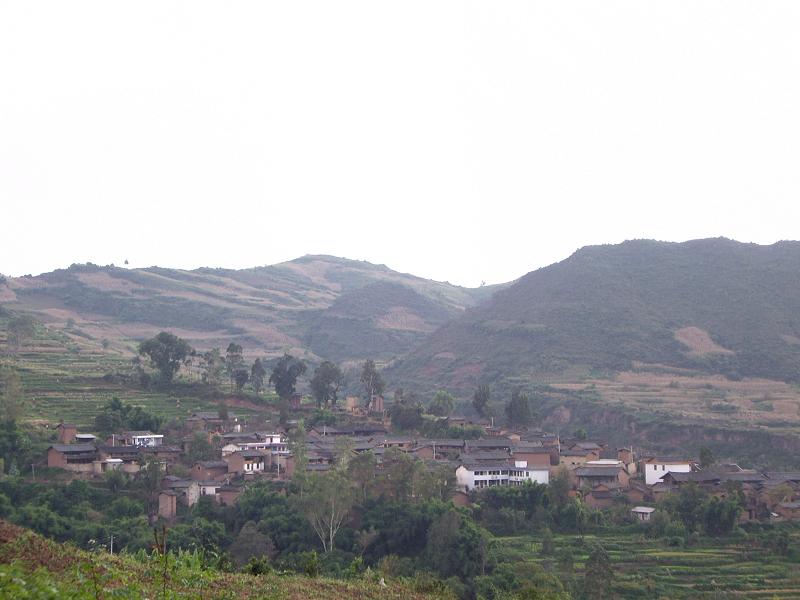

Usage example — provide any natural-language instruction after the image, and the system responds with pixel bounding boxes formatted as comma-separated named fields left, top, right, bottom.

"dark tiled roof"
left=50, top=444, right=96, bottom=453
left=197, top=461, right=228, bottom=469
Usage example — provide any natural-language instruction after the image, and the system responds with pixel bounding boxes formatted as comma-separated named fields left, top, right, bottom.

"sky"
left=2, top=2, right=800, bottom=288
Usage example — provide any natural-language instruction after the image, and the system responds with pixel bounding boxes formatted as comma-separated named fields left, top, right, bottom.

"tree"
left=0, top=365, right=24, bottom=422
left=584, top=543, right=613, bottom=600
left=348, top=450, right=377, bottom=503
left=225, top=343, right=245, bottom=392
left=186, top=432, right=216, bottom=463
left=251, top=358, right=267, bottom=394
left=269, top=354, right=306, bottom=400
left=295, top=471, right=355, bottom=553
left=428, top=390, right=455, bottom=417
left=234, top=369, right=250, bottom=393
left=310, top=361, right=343, bottom=408
left=137, top=331, right=192, bottom=383
left=201, top=348, right=225, bottom=388
left=228, top=521, right=276, bottom=568
left=505, top=388, right=532, bottom=426
left=360, top=360, right=384, bottom=404
left=473, top=384, right=490, bottom=417
left=6, top=314, right=36, bottom=353
left=699, top=446, right=715, bottom=469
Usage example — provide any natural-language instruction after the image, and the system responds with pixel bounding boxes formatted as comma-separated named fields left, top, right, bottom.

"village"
left=46, top=394, right=800, bottom=525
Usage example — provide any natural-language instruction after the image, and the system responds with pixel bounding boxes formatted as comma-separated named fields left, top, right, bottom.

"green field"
left=493, top=528, right=800, bottom=599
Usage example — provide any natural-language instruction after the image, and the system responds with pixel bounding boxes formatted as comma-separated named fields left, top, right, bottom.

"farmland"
left=494, top=526, right=800, bottom=599
left=0, top=315, right=264, bottom=429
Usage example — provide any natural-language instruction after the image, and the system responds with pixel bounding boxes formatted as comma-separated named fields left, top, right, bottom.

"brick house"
left=47, top=444, right=97, bottom=472
left=191, top=460, right=229, bottom=481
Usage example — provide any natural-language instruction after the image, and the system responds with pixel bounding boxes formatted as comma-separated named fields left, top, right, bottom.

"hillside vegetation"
left=0, top=520, right=450, bottom=599
left=0, top=255, right=496, bottom=363
left=391, top=238, right=800, bottom=391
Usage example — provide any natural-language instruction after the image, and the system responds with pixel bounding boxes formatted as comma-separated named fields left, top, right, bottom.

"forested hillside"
left=391, top=238, right=800, bottom=391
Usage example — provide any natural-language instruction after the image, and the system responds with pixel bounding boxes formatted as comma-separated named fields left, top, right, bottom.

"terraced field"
left=1, top=318, right=264, bottom=429
left=495, top=528, right=800, bottom=599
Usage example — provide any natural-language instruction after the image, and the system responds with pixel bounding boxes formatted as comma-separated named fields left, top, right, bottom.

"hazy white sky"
left=2, top=2, right=799, bottom=287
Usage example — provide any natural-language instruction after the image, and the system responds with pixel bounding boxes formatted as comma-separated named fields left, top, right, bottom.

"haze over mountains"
left=3, top=238, right=800, bottom=392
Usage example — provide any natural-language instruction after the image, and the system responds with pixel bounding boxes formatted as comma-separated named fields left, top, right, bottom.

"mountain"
left=0, top=255, right=498, bottom=363
left=389, top=238, right=800, bottom=392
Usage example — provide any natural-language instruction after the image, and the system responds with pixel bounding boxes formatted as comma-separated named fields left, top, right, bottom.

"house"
left=465, top=438, right=514, bottom=452
left=456, top=460, right=549, bottom=492
left=413, top=439, right=464, bottom=460
left=56, top=423, right=78, bottom=444
left=583, top=484, right=622, bottom=509
left=158, top=491, right=177, bottom=519
left=191, top=460, right=229, bottom=481
left=198, top=481, right=222, bottom=499
left=382, top=436, right=414, bottom=451
left=97, top=445, right=143, bottom=473
left=217, top=484, right=244, bottom=506
left=642, top=457, right=694, bottom=486
left=560, top=449, right=600, bottom=469
left=511, top=445, right=555, bottom=467
left=631, top=506, right=656, bottom=522
left=186, top=411, right=241, bottom=433
left=162, top=479, right=201, bottom=507
left=574, top=465, right=630, bottom=489
left=47, top=444, right=97, bottom=472
left=112, top=431, right=164, bottom=447
left=775, top=502, right=800, bottom=520
left=224, top=450, right=268, bottom=475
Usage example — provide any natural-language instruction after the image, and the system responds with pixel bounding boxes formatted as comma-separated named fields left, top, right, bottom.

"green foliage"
left=360, top=359, right=385, bottom=402
left=505, top=388, right=532, bottom=426
left=94, top=397, right=162, bottom=435
left=428, top=391, right=455, bottom=417
left=390, top=403, right=425, bottom=431
left=137, top=331, right=193, bottom=383
left=269, top=353, right=307, bottom=400
left=472, top=384, right=490, bottom=417
left=310, top=361, right=343, bottom=408
left=250, top=358, right=267, bottom=394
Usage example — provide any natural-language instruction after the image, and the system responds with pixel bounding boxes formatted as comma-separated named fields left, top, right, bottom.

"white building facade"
left=456, top=461, right=550, bottom=492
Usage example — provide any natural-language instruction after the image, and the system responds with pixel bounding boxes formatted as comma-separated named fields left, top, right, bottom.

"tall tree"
left=428, top=390, right=455, bottom=417
left=505, top=388, right=532, bottom=426
left=137, top=331, right=192, bottom=383
left=310, top=361, right=343, bottom=408
left=472, top=384, right=490, bottom=417
left=201, top=348, right=225, bottom=388
left=360, top=360, right=384, bottom=404
left=250, top=358, right=267, bottom=394
left=225, top=343, right=245, bottom=392
left=295, top=471, right=355, bottom=553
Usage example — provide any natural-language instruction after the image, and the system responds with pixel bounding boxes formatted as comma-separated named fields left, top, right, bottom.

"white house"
left=643, top=457, right=693, bottom=486
left=118, top=431, right=164, bottom=447
left=456, top=460, right=549, bottom=492
left=631, top=506, right=656, bottom=522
